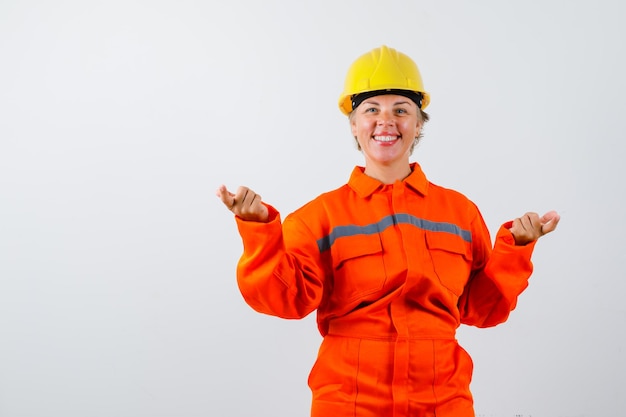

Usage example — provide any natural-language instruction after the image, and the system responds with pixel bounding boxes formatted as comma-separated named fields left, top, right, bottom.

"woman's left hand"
left=510, top=211, right=560, bottom=245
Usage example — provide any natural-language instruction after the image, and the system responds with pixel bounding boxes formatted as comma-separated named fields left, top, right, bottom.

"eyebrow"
left=363, top=99, right=412, bottom=106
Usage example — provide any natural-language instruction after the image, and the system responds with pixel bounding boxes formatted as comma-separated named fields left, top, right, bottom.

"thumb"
left=540, top=210, right=561, bottom=235
left=216, top=185, right=235, bottom=208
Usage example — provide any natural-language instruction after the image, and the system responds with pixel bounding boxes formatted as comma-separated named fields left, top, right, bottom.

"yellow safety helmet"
left=338, top=45, right=430, bottom=115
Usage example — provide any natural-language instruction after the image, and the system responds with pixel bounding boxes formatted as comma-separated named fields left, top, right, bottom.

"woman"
left=216, top=45, right=559, bottom=417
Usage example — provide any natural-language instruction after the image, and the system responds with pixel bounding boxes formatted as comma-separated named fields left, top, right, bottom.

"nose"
left=378, top=108, right=397, bottom=123
left=377, top=114, right=396, bottom=126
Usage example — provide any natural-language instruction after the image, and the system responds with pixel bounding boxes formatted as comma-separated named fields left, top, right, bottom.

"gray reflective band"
left=316, top=213, right=472, bottom=252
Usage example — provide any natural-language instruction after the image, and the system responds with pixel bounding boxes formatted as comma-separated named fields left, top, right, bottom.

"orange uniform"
left=235, top=163, right=536, bottom=417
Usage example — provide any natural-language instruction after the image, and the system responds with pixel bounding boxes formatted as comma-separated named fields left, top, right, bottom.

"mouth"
left=373, top=135, right=400, bottom=143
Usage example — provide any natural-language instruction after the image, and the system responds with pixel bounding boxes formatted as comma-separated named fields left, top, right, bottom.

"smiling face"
left=350, top=94, right=423, bottom=182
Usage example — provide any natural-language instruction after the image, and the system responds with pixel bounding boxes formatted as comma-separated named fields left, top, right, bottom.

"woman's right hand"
left=216, top=184, right=269, bottom=222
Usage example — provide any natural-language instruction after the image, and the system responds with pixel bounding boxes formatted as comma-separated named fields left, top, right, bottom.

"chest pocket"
left=330, top=233, right=386, bottom=303
left=426, top=232, right=472, bottom=296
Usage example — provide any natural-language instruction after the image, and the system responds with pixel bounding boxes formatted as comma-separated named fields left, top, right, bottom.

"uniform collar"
left=348, top=162, right=429, bottom=198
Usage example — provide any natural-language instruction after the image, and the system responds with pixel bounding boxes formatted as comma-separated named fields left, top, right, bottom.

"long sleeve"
left=235, top=204, right=326, bottom=319
left=458, top=218, right=537, bottom=328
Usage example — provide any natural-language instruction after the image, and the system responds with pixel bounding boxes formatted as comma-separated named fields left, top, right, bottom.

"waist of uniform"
left=325, top=318, right=456, bottom=341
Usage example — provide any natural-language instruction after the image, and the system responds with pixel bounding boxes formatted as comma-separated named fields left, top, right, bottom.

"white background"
left=1, top=1, right=624, bottom=416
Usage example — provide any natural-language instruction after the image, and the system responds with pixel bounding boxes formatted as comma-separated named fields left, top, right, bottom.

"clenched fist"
left=216, top=185, right=269, bottom=223
left=510, top=210, right=560, bottom=245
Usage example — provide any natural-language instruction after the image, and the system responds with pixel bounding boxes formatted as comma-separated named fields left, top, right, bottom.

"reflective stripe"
left=317, top=213, right=472, bottom=252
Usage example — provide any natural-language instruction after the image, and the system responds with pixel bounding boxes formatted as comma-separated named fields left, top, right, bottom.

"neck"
left=364, top=163, right=413, bottom=184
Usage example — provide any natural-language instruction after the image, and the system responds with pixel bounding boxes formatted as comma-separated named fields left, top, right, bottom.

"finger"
left=518, top=213, right=537, bottom=232
left=519, top=215, right=531, bottom=231
left=540, top=210, right=560, bottom=225
left=510, top=217, right=525, bottom=236
left=540, top=211, right=561, bottom=235
left=216, top=185, right=236, bottom=209
left=233, top=187, right=269, bottom=222
left=238, top=187, right=251, bottom=208
left=215, top=184, right=230, bottom=202
left=514, top=213, right=543, bottom=242
left=240, top=189, right=263, bottom=211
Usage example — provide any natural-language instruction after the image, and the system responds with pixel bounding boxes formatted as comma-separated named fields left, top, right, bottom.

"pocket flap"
left=332, top=233, right=383, bottom=270
left=425, top=231, right=470, bottom=259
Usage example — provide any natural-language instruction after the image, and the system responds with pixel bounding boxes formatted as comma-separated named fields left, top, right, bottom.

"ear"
left=415, top=118, right=423, bottom=133
left=350, top=116, right=358, bottom=137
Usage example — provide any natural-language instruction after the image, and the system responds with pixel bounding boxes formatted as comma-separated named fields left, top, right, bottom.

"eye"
left=395, top=108, right=408, bottom=114
left=363, top=106, right=378, bottom=113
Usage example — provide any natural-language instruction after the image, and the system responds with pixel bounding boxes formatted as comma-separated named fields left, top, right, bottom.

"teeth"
left=374, top=136, right=397, bottom=142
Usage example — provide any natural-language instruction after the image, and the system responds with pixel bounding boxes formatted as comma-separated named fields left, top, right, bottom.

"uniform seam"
left=431, top=339, right=439, bottom=415
left=353, top=338, right=362, bottom=417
